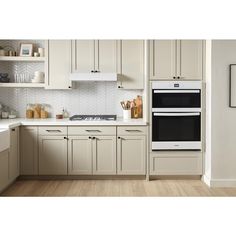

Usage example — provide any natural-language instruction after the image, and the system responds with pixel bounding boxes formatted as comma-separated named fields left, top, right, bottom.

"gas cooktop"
left=69, top=115, right=117, bottom=121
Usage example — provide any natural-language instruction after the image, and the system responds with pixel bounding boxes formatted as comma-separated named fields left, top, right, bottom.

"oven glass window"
left=152, top=90, right=201, bottom=108
left=152, top=114, right=201, bottom=141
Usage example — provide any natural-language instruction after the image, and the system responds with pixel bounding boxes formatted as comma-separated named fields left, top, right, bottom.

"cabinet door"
left=119, top=40, right=144, bottom=89
left=177, top=40, right=203, bottom=80
left=68, top=136, right=92, bottom=175
left=0, top=150, right=9, bottom=192
left=9, top=127, right=19, bottom=181
left=47, top=40, right=72, bottom=89
left=117, top=136, right=146, bottom=175
left=20, top=126, right=38, bottom=175
left=92, top=136, right=116, bottom=175
left=95, top=40, right=118, bottom=73
left=72, top=40, right=95, bottom=72
left=39, top=136, right=67, bottom=175
left=150, top=40, right=176, bottom=80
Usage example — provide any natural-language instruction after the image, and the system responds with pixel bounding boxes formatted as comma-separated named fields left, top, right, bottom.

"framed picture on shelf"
left=20, top=43, right=33, bottom=56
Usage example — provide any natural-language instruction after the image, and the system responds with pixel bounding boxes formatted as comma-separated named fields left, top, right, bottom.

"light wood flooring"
left=2, top=179, right=236, bottom=196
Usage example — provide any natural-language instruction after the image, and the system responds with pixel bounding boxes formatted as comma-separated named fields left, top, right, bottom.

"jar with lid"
left=33, top=104, right=41, bottom=119
left=26, top=104, right=34, bottom=119
left=40, top=104, right=48, bottom=119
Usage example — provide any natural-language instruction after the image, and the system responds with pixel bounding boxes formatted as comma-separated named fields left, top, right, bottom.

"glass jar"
left=26, top=104, right=34, bottom=119
left=40, top=104, right=48, bottom=119
left=33, top=104, right=41, bottom=119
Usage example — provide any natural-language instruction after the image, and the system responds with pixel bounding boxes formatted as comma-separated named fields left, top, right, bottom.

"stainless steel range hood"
left=70, top=72, right=117, bottom=81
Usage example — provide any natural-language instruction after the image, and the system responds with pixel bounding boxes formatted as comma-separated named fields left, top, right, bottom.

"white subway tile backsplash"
left=0, top=82, right=143, bottom=118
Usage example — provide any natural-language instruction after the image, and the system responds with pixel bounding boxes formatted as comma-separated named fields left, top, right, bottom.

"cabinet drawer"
left=150, top=155, right=202, bottom=175
left=68, top=126, right=116, bottom=136
left=117, top=126, right=147, bottom=136
left=39, top=126, right=67, bottom=136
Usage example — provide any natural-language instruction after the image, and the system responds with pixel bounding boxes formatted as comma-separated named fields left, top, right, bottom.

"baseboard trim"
left=202, top=175, right=236, bottom=187
left=18, top=175, right=146, bottom=180
left=202, top=174, right=211, bottom=186
left=210, top=179, right=236, bottom=187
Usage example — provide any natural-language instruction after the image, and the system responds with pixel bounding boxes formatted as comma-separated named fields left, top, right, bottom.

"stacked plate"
left=32, top=71, right=44, bottom=83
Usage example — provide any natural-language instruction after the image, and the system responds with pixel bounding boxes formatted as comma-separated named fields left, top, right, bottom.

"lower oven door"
left=152, top=112, right=201, bottom=150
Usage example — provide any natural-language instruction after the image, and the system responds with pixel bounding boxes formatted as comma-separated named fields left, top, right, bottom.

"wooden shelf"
left=0, top=83, right=45, bottom=88
left=0, top=56, right=46, bottom=62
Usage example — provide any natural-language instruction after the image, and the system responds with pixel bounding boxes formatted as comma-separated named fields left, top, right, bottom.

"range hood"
left=70, top=72, right=117, bottom=81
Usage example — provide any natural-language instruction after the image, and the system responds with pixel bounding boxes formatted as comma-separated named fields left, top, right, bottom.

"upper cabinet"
left=46, top=40, right=72, bottom=89
left=150, top=40, right=203, bottom=81
left=118, top=40, right=145, bottom=89
left=72, top=40, right=119, bottom=73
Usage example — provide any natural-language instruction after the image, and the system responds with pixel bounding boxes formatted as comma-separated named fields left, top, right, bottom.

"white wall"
left=208, top=40, right=236, bottom=186
left=0, top=83, right=143, bottom=118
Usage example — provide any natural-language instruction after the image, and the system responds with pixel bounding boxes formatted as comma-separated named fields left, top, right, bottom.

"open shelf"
left=0, top=56, right=46, bottom=62
left=0, top=83, right=45, bottom=88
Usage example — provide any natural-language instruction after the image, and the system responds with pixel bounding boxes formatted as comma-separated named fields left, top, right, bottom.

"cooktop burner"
left=69, top=115, right=117, bottom=121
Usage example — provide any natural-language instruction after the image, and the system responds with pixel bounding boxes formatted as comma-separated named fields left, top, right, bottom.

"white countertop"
left=0, top=118, right=148, bottom=129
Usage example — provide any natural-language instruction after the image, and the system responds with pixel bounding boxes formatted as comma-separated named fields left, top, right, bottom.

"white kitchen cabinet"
left=39, top=136, right=68, bottom=175
left=117, top=135, right=146, bottom=175
left=92, top=136, right=116, bottom=175
left=118, top=40, right=145, bottom=89
left=9, top=127, right=19, bottom=182
left=0, top=150, right=9, bottom=192
left=149, top=40, right=176, bottom=80
left=20, top=126, right=38, bottom=175
left=150, top=40, right=203, bottom=81
left=150, top=151, right=202, bottom=175
left=68, top=136, right=92, bottom=175
left=68, top=126, right=117, bottom=175
left=47, top=40, right=72, bottom=89
left=72, top=40, right=118, bottom=73
left=177, top=40, right=203, bottom=80
left=68, top=135, right=116, bottom=175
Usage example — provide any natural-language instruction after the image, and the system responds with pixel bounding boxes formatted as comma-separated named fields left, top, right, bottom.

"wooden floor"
left=2, top=179, right=236, bottom=196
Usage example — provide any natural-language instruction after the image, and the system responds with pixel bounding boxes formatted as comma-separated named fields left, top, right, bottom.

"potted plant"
left=0, top=46, right=5, bottom=56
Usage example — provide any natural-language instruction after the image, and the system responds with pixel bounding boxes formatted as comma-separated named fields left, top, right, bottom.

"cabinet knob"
left=68, top=86, right=71, bottom=89
left=91, top=70, right=94, bottom=73
left=118, top=137, right=121, bottom=139
left=173, top=76, right=176, bottom=79
left=118, top=86, right=123, bottom=89
left=89, top=136, right=92, bottom=139
left=64, top=137, right=67, bottom=139
left=92, top=137, right=96, bottom=139
left=177, top=76, right=180, bottom=79
left=11, top=128, right=15, bottom=131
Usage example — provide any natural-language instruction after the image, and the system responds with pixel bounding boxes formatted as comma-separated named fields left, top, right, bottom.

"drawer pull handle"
left=85, top=130, right=101, bottom=132
left=46, top=130, right=62, bottom=133
left=125, top=130, right=142, bottom=132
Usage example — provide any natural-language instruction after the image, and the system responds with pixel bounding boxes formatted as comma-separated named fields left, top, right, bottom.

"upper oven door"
left=152, top=89, right=201, bottom=112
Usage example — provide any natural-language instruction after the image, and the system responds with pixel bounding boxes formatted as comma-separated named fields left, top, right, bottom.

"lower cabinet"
left=68, top=136, right=92, bottom=175
left=117, top=135, right=146, bottom=175
left=9, top=127, right=20, bottom=182
left=39, top=136, right=68, bottom=175
left=150, top=151, right=203, bottom=175
left=20, top=126, right=38, bottom=175
left=92, top=136, right=116, bottom=175
left=0, top=149, right=9, bottom=192
left=68, top=135, right=116, bottom=175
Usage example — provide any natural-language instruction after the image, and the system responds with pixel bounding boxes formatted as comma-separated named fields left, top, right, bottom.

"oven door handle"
left=153, top=90, right=200, bottom=93
left=153, top=112, right=200, bottom=116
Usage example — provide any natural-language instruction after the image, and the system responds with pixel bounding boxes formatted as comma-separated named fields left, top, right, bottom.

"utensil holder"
left=123, top=109, right=131, bottom=120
